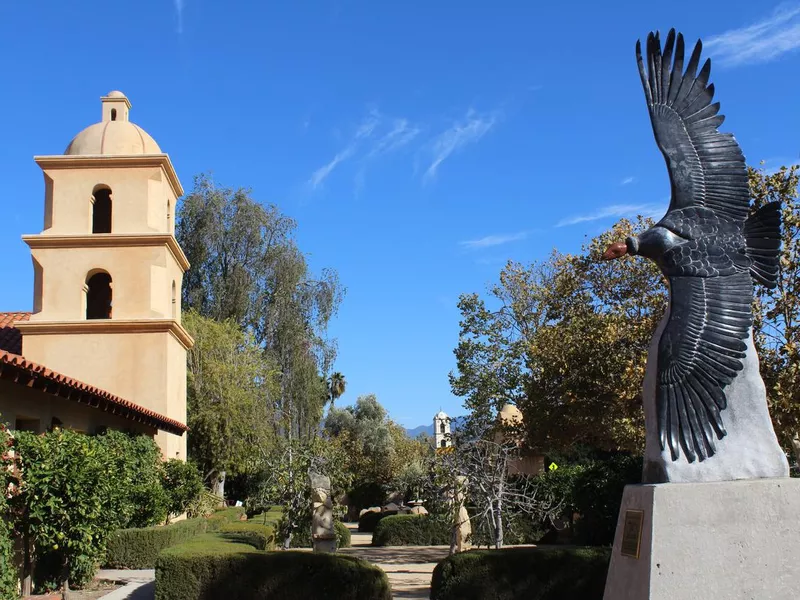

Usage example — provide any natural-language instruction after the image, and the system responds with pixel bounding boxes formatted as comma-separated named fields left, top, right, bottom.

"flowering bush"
left=0, top=419, right=20, bottom=598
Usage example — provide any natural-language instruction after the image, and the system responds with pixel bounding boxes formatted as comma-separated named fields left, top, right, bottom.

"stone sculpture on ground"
left=600, top=29, right=800, bottom=600
left=309, top=471, right=336, bottom=553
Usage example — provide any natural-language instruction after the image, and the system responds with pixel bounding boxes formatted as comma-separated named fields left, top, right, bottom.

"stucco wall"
left=40, top=165, right=176, bottom=236
left=0, top=378, right=157, bottom=438
left=28, top=245, right=183, bottom=321
left=20, top=330, right=187, bottom=459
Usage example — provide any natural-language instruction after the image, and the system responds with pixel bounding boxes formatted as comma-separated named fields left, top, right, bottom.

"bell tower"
left=16, top=91, right=193, bottom=459
left=434, top=411, right=452, bottom=449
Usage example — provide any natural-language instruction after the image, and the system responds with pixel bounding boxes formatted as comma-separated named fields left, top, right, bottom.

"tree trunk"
left=21, top=528, right=31, bottom=596
left=791, top=434, right=800, bottom=467
left=212, top=470, right=226, bottom=503
left=494, top=499, right=504, bottom=549
left=449, top=501, right=459, bottom=556
left=60, top=557, right=70, bottom=600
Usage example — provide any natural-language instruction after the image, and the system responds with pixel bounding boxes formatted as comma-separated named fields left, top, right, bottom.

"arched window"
left=86, top=272, right=112, bottom=319
left=440, top=439, right=447, bottom=449
left=440, top=422, right=446, bottom=434
left=92, top=187, right=112, bottom=233
left=111, top=108, right=117, bottom=121
left=171, top=280, right=177, bottom=318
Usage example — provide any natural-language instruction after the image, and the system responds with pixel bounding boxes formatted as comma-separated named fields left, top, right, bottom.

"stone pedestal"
left=604, top=479, right=800, bottom=600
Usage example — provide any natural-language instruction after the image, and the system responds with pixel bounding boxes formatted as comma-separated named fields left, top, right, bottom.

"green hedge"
left=206, top=506, right=247, bottom=530
left=289, top=520, right=351, bottom=549
left=358, top=510, right=394, bottom=533
left=336, top=521, right=352, bottom=549
left=251, top=509, right=284, bottom=527
left=106, top=507, right=247, bottom=568
left=430, top=547, right=611, bottom=600
left=105, top=518, right=209, bottom=569
left=218, top=522, right=276, bottom=551
left=372, top=514, right=450, bottom=546
left=156, top=540, right=390, bottom=600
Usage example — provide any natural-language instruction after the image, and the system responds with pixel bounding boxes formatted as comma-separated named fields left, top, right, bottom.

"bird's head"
left=602, top=227, right=677, bottom=262
left=602, top=236, right=639, bottom=261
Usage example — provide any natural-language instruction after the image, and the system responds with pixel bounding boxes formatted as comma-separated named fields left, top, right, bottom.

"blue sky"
left=0, top=1, right=798, bottom=429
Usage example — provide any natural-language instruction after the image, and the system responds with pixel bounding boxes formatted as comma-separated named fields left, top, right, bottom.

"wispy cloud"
left=309, top=149, right=355, bottom=189
left=459, top=231, right=527, bottom=249
left=308, top=109, right=420, bottom=190
left=621, top=176, right=635, bottom=186
left=705, top=3, right=800, bottom=66
left=424, top=109, right=499, bottom=183
left=556, top=204, right=663, bottom=227
left=367, top=119, right=421, bottom=159
left=308, top=109, right=380, bottom=189
left=173, top=0, right=185, bottom=34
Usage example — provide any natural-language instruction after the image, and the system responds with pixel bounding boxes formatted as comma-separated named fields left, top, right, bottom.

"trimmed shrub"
left=206, top=506, right=246, bottom=530
left=358, top=509, right=393, bottom=533
left=105, top=517, right=209, bottom=569
left=250, top=508, right=284, bottom=526
left=155, top=541, right=391, bottom=600
left=372, top=514, right=450, bottom=546
left=430, top=547, right=611, bottom=600
left=335, top=521, right=352, bottom=549
left=289, top=520, right=351, bottom=549
left=470, top=511, right=547, bottom=548
left=218, top=522, right=276, bottom=551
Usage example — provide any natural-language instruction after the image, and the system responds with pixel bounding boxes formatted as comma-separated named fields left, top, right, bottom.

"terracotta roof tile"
left=0, top=312, right=31, bottom=355
left=0, top=348, right=187, bottom=435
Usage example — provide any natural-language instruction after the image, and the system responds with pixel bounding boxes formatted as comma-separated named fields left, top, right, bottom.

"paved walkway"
left=95, top=570, right=154, bottom=600
left=339, top=525, right=449, bottom=600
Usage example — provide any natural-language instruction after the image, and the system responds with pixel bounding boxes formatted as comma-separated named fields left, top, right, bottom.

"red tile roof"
left=0, top=312, right=30, bottom=355
left=0, top=312, right=187, bottom=435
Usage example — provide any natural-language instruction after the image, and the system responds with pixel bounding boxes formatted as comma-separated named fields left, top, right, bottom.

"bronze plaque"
left=620, top=509, right=644, bottom=559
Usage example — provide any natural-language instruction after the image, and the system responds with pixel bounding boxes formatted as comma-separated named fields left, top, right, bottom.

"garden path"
left=94, top=570, right=154, bottom=600
left=338, top=525, right=450, bottom=600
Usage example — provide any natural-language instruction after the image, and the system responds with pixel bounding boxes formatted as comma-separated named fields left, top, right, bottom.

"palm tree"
left=328, top=372, right=346, bottom=408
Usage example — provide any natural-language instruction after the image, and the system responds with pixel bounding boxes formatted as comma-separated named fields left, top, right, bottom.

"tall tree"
left=177, top=173, right=344, bottom=447
left=184, top=310, right=279, bottom=498
left=750, top=163, right=800, bottom=460
left=177, top=173, right=296, bottom=328
left=328, top=372, right=347, bottom=408
left=451, top=216, right=664, bottom=454
left=453, top=163, right=800, bottom=461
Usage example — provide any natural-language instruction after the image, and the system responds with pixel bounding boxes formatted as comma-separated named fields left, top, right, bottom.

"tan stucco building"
left=0, top=91, right=192, bottom=458
left=496, top=403, right=544, bottom=476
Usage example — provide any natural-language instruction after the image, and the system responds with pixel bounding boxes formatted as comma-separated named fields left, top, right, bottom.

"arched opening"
left=92, top=187, right=112, bottom=233
left=86, top=272, right=112, bottom=319
left=111, top=108, right=117, bottom=121
left=440, top=439, right=447, bottom=449
left=171, top=280, right=177, bottom=318
left=440, top=422, right=446, bottom=434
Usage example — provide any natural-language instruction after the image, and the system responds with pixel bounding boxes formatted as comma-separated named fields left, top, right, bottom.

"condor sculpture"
left=602, top=29, right=789, bottom=483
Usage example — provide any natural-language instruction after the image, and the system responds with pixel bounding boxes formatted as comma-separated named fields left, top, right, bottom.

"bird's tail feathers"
left=744, top=201, right=782, bottom=289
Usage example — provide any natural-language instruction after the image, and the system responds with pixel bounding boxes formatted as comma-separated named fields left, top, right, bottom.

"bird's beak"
left=602, top=242, right=628, bottom=261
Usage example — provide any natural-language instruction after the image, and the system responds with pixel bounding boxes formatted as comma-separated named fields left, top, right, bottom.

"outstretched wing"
left=658, top=273, right=753, bottom=462
left=637, top=29, right=749, bottom=224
